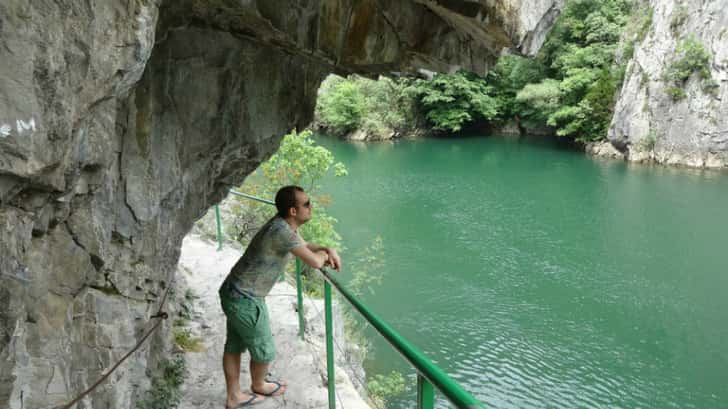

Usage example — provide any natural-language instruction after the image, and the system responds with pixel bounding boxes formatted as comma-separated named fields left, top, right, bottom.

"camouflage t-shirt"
left=226, top=216, right=304, bottom=297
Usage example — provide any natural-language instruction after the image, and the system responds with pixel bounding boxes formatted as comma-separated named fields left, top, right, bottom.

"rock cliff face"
left=0, top=1, right=560, bottom=407
left=608, top=0, right=728, bottom=168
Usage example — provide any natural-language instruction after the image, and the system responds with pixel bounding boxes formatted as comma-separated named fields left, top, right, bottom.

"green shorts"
left=219, top=286, right=276, bottom=363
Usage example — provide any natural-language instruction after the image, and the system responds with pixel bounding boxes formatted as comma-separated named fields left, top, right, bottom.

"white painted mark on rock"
left=0, top=124, right=11, bottom=137
left=16, top=118, right=36, bottom=133
left=0, top=118, right=37, bottom=138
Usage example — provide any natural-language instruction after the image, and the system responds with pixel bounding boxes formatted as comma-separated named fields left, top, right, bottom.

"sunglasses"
left=300, top=200, right=311, bottom=208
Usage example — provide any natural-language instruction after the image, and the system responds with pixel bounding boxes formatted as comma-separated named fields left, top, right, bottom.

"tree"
left=239, top=129, right=348, bottom=248
left=405, top=70, right=499, bottom=132
left=515, top=79, right=562, bottom=126
left=315, top=76, right=366, bottom=134
left=192, top=129, right=347, bottom=249
left=487, top=54, right=547, bottom=122
left=515, top=0, right=631, bottom=141
left=315, top=75, right=418, bottom=138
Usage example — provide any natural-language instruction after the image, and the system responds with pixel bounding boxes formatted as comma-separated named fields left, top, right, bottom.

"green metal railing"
left=229, top=189, right=275, bottom=205
left=215, top=190, right=485, bottom=409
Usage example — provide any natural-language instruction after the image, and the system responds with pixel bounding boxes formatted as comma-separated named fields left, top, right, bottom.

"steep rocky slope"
left=607, top=0, right=728, bottom=168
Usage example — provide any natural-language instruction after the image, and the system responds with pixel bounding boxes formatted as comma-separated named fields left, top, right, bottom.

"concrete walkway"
left=176, top=235, right=371, bottom=409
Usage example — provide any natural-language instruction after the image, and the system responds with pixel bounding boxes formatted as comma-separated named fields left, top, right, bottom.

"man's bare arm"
left=291, top=245, right=329, bottom=269
left=305, top=243, right=341, bottom=271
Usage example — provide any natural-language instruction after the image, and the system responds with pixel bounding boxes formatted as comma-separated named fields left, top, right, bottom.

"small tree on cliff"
left=232, top=129, right=347, bottom=248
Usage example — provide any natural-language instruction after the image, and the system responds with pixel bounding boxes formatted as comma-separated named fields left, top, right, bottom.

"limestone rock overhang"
left=158, top=0, right=563, bottom=78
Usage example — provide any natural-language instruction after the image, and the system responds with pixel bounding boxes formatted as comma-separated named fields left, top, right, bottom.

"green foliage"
left=547, top=70, right=618, bottom=141
left=262, top=130, right=344, bottom=190
left=487, top=54, right=547, bottom=122
left=539, top=0, right=629, bottom=67
left=193, top=130, right=348, bottom=299
left=176, top=288, right=197, bottom=320
left=313, top=0, right=640, bottom=142
left=666, top=37, right=712, bottom=82
left=255, top=129, right=346, bottom=248
left=316, top=75, right=417, bottom=138
left=702, top=78, right=719, bottom=95
left=505, top=0, right=631, bottom=140
left=173, top=328, right=205, bottom=352
left=136, top=356, right=187, bottom=409
left=357, top=75, right=417, bottom=137
left=178, top=298, right=194, bottom=320
left=316, top=76, right=366, bottom=134
left=617, top=3, right=653, bottom=63
left=641, top=70, right=650, bottom=86
left=367, top=371, right=406, bottom=407
left=405, top=70, right=499, bottom=132
left=515, top=79, right=562, bottom=125
left=636, top=6, right=653, bottom=41
left=665, top=85, right=686, bottom=101
left=669, top=4, right=689, bottom=35
left=397, top=0, right=634, bottom=140
left=223, top=129, right=347, bottom=250
left=664, top=36, right=714, bottom=101
left=184, top=288, right=197, bottom=302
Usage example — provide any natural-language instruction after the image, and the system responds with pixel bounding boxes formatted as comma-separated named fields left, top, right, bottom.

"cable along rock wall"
left=0, top=1, right=561, bottom=407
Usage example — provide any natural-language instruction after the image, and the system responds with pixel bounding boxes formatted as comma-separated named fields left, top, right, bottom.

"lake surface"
left=315, top=136, right=728, bottom=409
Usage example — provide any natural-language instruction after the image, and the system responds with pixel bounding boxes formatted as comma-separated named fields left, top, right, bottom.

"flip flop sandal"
left=229, top=393, right=262, bottom=408
left=254, top=379, right=285, bottom=397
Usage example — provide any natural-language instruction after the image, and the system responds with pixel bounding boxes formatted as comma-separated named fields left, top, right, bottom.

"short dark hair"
left=275, top=185, right=304, bottom=217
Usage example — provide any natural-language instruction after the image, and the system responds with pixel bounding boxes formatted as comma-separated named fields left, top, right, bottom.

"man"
left=219, top=185, right=342, bottom=408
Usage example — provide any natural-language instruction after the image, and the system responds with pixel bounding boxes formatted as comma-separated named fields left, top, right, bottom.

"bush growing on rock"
left=664, top=36, right=715, bottom=101
left=136, top=357, right=187, bottom=409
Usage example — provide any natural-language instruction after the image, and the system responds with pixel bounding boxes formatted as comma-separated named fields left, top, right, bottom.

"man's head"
left=275, top=185, right=312, bottom=224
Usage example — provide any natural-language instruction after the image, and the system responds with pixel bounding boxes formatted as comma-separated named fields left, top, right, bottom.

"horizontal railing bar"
left=229, top=189, right=275, bottom=205
left=318, top=267, right=485, bottom=409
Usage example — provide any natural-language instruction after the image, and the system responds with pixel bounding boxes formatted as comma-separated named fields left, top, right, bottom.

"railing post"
left=296, top=257, right=305, bottom=339
left=214, top=205, right=223, bottom=251
left=417, top=374, right=435, bottom=409
left=324, top=281, right=336, bottom=409
left=319, top=268, right=486, bottom=408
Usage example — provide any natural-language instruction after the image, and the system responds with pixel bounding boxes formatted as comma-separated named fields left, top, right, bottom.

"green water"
left=315, top=136, right=728, bottom=409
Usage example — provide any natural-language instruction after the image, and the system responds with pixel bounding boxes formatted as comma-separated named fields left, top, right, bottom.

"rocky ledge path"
left=175, top=235, right=370, bottom=409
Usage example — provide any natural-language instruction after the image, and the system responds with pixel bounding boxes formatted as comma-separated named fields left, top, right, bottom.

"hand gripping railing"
left=217, top=190, right=486, bottom=409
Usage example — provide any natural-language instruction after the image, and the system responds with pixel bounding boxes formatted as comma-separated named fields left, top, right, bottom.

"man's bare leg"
left=223, top=352, right=264, bottom=407
left=250, top=360, right=287, bottom=396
